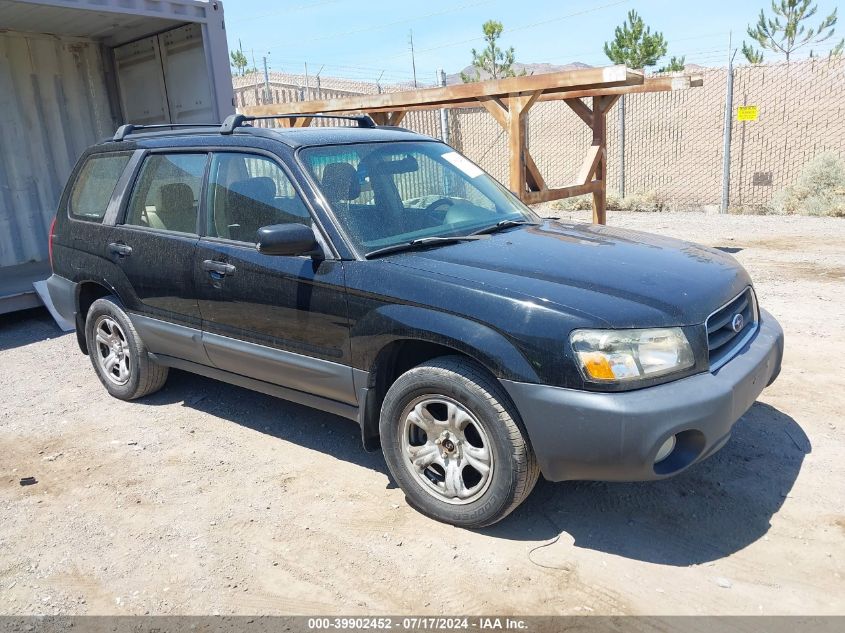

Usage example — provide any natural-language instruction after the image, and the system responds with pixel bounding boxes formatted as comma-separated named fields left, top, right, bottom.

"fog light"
left=654, top=435, right=677, bottom=463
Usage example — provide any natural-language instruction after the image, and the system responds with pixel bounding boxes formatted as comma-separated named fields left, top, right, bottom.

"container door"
left=113, top=34, right=170, bottom=125
left=159, top=24, right=215, bottom=123
left=113, top=24, right=214, bottom=125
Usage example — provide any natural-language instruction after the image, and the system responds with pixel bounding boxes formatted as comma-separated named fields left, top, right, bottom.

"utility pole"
left=315, top=65, right=324, bottom=99
left=376, top=70, right=385, bottom=94
left=304, top=62, right=310, bottom=101
left=438, top=69, right=449, bottom=144
left=262, top=55, right=270, bottom=104
left=721, top=31, right=737, bottom=214
left=409, top=30, right=418, bottom=88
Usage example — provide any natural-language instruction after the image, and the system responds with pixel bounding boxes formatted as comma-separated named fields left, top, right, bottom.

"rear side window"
left=124, top=153, right=206, bottom=234
left=69, top=153, right=132, bottom=222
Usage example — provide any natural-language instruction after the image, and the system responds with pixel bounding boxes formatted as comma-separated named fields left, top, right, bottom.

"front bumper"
left=501, top=310, right=784, bottom=482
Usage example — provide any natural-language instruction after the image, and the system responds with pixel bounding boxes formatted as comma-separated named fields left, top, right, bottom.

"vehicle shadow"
left=483, top=402, right=809, bottom=566
left=0, top=307, right=70, bottom=352
left=141, top=369, right=391, bottom=478
left=140, top=371, right=807, bottom=565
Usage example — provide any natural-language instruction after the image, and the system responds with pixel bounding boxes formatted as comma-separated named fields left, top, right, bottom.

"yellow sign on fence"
left=737, top=105, right=759, bottom=121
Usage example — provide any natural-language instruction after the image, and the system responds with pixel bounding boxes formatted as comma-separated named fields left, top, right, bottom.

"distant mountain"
left=445, top=61, right=592, bottom=85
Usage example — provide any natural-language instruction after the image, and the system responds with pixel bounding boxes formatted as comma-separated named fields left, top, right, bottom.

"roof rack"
left=112, top=123, right=220, bottom=142
left=220, top=113, right=376, bottom=134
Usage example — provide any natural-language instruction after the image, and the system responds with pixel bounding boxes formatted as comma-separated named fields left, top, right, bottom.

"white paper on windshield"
left=442, top=151, right=484, bottom=178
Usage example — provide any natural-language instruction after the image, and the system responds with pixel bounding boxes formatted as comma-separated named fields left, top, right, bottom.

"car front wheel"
left=380, top=356, right=539, bottom=528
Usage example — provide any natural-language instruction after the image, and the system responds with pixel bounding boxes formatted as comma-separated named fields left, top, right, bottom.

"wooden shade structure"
left=240, top=65, right=702, bottom=224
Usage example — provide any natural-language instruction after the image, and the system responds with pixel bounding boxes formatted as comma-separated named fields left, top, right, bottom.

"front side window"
left=69, top=152, right=132, bottom=222
left=300, top=141, right=534, bottom=254
left=206, top=153, right=311, bottom=243
left=125, top=153, right=206, bottom=234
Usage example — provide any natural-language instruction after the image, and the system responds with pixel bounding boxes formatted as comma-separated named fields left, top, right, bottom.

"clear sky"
left=222, top=0, right=844, bottom=84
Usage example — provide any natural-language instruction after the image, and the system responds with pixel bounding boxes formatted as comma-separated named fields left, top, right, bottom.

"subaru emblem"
left=731, top=313, right=744, bottom=332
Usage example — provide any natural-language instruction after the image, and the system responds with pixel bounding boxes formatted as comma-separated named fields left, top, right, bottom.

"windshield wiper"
left=470, top=219, right=538, bottom=236
left=364, top=236, right=484, bottom=259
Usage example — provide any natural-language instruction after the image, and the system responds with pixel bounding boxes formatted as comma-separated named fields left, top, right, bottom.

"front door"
left=193, top=151, right=355, bottom=405
left=108, top=151, right=209, bottom=365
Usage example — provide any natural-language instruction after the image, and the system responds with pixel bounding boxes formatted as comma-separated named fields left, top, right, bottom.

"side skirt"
left=150, top=353, right=360, bottom=422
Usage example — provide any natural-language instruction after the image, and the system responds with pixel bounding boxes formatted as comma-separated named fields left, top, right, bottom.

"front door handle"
left=202, top=260, right=236, bottom=276
left=108, top=242, right=132, bottom=257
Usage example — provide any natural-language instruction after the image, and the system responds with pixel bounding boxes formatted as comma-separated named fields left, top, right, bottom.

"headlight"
left=570, top=327, right=694, bottom=383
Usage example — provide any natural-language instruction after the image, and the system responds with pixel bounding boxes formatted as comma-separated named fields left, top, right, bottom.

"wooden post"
left=507, top=95, right=527, bottom=197
left=506, top=91, right=542, bottom=199
left=591, top=96, right=607, bottom=224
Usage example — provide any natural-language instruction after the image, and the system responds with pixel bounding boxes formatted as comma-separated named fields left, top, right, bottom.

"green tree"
left=461, top=20, right=524, bottom=83
left=745, top=0, right=843, bottom=62
left=658, top=55, right=686, bottom=72
left=742, top=41, right=765, bottom=63
left=230, top=49, right=248, bottom=76
left=603, top=10, right=668, bottom=68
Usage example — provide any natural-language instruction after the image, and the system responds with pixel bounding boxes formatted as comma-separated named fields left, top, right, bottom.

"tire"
left=84, top=296, right=169, bottom=400
left=380, top=356, right=540, bottom=528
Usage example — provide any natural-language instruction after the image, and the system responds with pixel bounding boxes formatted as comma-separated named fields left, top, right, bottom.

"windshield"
left=299, top=141, right=536, bottom=254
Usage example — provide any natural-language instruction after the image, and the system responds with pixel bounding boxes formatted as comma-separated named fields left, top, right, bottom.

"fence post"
left=618, top=94, right=626, bottom=199
left=262, top=56, right=270, bottom=104
left=438, top=69, right=450, bottom=145
left=721, top=40, right=736, bottom=213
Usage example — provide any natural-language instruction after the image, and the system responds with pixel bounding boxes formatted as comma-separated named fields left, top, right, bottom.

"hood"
left=387, top=220, right=751, bottom=327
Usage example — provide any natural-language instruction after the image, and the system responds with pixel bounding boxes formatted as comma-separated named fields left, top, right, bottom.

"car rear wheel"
left=85, top=296, right=168, bottom=400
left=380, top=356, right=539, bottom=528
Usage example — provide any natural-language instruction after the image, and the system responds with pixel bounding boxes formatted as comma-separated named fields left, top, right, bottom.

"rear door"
left=193, top=150, right=355, bottom=404
left=108, top=151, right=210, bottom=365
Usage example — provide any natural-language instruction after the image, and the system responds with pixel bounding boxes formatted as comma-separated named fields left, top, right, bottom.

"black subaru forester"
left=47, top=114, right=784, bottom=527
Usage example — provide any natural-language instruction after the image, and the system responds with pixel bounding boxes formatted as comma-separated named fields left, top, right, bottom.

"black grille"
left=706, top=288, right=758, bottom=370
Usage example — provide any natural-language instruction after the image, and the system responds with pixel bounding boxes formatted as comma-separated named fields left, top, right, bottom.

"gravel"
left=1, top=210, right=843, bottom=615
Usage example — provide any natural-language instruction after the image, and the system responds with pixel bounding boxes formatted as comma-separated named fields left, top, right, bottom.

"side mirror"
left=256, top=223, right=321, bottom=257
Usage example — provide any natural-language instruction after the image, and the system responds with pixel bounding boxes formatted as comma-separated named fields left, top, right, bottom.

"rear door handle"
left=108, top=242, right=132, bottom=257
left=202, top=260, right=236, bottom=276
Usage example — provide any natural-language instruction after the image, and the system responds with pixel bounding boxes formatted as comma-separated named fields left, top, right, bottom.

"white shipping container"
left=0, top=0, right=234, bottom=312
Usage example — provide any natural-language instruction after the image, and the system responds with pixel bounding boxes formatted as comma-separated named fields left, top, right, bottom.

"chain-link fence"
left=235, top=57, right=845, bottom=210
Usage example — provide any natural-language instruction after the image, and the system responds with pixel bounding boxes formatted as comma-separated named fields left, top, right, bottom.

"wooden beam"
left=524, top=150, right=546, bottom=192
left=539, top=75, right=700, bottom=103
left=293, top=116, right=313, bottom=128
left=240, top=74, right=698, bottom=119
left=575, top=145, right=604, bottom=186
left=478, top=96, right=509, bottom=128
left=388, top=111, right=407, bottom=126
left=523, top=181, right=601, bottom=205
left=597, top=94, right=621, bottom=115
left=241, top=65, right=642, bottom=117
left=564, top=98, right=594, bottom=126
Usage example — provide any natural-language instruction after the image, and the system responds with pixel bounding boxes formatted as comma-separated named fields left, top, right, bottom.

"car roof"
left=95, top=125, right=437, bottom=151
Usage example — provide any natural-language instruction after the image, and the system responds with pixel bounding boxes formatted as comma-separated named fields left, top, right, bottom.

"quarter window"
left=69, top=152, right=132, bottom=222
left=125, top=154, right=206, bottom=234
left=206, top=153, right=311, bottom=243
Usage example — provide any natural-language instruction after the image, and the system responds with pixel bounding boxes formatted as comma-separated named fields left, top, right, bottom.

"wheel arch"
left=74, top=280, right=120, bottom=355
left=354, top=305, right=540, bottom=451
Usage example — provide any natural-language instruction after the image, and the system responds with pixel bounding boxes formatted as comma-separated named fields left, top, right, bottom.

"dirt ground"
left=1, top=210, right=843, bottom=616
